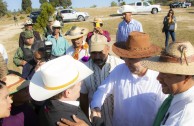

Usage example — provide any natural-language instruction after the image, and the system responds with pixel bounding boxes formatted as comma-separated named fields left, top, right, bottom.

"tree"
left=34, top=2, right=54, bottom=33
left=111, top=1, right=117, bottom=6
left=0, top=0, right=7, bottom=17
left=49, top=0, right=72, bottom=8
left=39, top=0, right=47, bottom=4
left=22, top=0, right=32, bottom=13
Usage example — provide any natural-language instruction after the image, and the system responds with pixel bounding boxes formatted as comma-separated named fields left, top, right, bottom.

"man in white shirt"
left=141, top=41, right=194, bottom=126
left=80, top=34, right=124, bottom=126
left=64, top=26, right=90, bottom=62
left=90, top=31, right=166, bottom=126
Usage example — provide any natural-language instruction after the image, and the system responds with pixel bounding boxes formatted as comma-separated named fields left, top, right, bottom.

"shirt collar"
left=171, top=86, right=194, bottom=106
left=51, top=33, right=62, bottom=38
left=60, top=100, right=80, bottom=107
left=131, top=69, right=150, bottom=81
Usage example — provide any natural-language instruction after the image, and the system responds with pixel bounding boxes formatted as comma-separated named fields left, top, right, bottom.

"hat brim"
left=29, top=57, right=93, bottom=101
left=64, top=28, right=89, bottom=40
left=141, top=56, right=194, bottom=75
left=112, top=42, right=161, bottom=58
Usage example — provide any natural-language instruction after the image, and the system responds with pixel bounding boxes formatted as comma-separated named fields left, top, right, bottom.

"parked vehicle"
left=29, top=11, right=41, bottom=23
left=181, top=2, right=192, bottom=8
left=117, top=1, right=162, bottom=14
left=169, top=2, right=181, bottom=8
left=59, top=9, right=89, bottom=22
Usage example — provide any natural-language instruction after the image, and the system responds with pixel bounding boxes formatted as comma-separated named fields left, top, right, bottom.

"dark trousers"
left=165, top=30, right=175, bottom=49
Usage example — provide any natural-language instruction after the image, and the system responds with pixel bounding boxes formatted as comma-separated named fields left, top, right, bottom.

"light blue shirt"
left=47, top=34, right=70, bottom=56
left=116, top=19, right=143, bottom=42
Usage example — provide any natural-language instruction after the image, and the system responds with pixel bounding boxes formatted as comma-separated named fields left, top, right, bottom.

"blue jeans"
left=165, top=30, right=175, bottom=49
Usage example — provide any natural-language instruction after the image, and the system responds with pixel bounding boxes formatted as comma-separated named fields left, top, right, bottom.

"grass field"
left=1, top=6, right=194, bottom=72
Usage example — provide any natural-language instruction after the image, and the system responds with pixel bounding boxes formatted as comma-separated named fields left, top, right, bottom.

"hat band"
left=159, top=54, right=194, bottom=64
left=6, top=78, right=25, bottom=88
left=45, top=72, right=79, bottom=90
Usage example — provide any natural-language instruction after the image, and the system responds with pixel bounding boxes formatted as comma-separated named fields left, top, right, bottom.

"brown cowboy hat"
left=112, top=31, right=161, bottom=58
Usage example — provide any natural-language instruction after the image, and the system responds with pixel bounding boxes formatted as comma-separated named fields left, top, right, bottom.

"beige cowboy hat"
left=52, top=20, right=62, bottom=28
left=64, top=26, right=89, bottom=40
left=117, top=5, right=136, bottom=14
left=112, top=31, right=161, bottom=58
left=92, top=18, right=103, bottom=24
left=29, top=55, right=93, bottom=101
left=141, top=41, right=194, bottom=75
left=90, top=34, right=107, bottom=53
left=2, top=74, right=29, bottom=95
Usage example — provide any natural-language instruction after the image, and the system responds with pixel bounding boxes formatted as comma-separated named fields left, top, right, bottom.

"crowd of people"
left=0, top=5, right=193, bottom=126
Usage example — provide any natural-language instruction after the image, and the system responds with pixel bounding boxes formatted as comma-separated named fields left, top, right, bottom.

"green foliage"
left=20, top=16, right=25, bottom=20
left=0, top=0, right=7, bottom=17
left=25, top=6, right=32, bottom=14
left=90, top=5, right=97, bottom=8
left=6, top=13, right=11, bottom=18
left=49, top=0, right=72, bottom=7
left=33, top=2, right=54, bottom=33
left=39, top=0, right=47, bottom=4
left=22, top=0, right=32, bottom=12
left=120, top=1, right=126, bottom=6
left=111, top=1, right=117, bottom=7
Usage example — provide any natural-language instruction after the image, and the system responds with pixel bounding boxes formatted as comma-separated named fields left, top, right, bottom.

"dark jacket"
left=22, top=59, right=37, bottom=80
left=39, top=100, right=104, bottom=126
left=19, top=31, right=41, bottom=47
left=44, top=25, right=53, bottom=38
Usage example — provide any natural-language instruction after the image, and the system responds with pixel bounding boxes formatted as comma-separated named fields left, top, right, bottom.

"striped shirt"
left=116, top=19, right=143, bottom=43
left=81, top=55, right=124, bottom=126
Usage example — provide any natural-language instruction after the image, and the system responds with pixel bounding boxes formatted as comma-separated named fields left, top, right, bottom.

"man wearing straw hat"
left=89, top=31, right=166, bottom=126
left=64, top=26, right=90, bottom=62
left=47, top=20, right=70, bottom=59
left=141, top=41, right=194, bottom=126
left=86, top=18, right=111, bottom=43
left=80, top=34, right=124, bottom=126
left=29, top=55, right=105, bottom=126
left=116, top=5, right=143, bottom=43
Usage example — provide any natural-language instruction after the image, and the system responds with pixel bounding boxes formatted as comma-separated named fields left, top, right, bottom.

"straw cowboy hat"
left=2, top=74, right=29, bottom=95
left=112, top=31, right=161, bottom=58
left=117, top=5, right=136, bottom=14
left=141, top=41, right=194, bottom=75
left=90, top=34, right=107, bottom=52
left=64, top=26, right=89, bottom=40
left=52, top=20, right=62, bottom=28
left=92, top=18, right=103, bottom=24
left=24, top=19, right=34, bottom=26
left=29, top=55, right=93, bottom=101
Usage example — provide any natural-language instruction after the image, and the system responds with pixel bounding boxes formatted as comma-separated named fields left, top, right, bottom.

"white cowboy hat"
left=29, top=55, right=93, bottom=101
left=52, top=20, right=62, bottom=28
left=24, top=19, right=34, bottom=26
left=141, top=41, right=194, bottom=75
left=64, top=26, right=89, bottom=40
left=90, top=34, right=107, bottom=52
left=117, top=5, right=136, bottom=14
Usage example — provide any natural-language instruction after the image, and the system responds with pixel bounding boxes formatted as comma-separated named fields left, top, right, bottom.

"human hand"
left=21, top=60, right=27, bottom=66
left=57, top=115, right=88, bottom=126
left=35, top=61, right=45, bottom=71
left=95, top=27, right=103, bottom=35
left=90, top=107, right=101, bottom=121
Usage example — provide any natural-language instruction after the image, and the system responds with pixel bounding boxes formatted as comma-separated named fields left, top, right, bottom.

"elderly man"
left=19, top=19, right=41, bottom=47
left=90, top=32, right=167, bottom=126
left=141, top=41, right=194, bottom=126
left=47, top=20, right=69, bottom=59
left=57, top=32, right=166, bottom=126
left=86, top=18, right=111, bottom=43
left=80, top=34, right=124, bottom=126
left=64, top=26, right=89, bottom=62
left=116, top=5, right=143, bottom=43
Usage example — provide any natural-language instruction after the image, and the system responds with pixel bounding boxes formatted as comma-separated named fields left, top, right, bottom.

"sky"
left=5, top=0, right=138, bottom=11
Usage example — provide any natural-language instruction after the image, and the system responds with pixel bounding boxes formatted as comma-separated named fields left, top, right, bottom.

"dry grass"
left=1, top=6, right=194, bottom=72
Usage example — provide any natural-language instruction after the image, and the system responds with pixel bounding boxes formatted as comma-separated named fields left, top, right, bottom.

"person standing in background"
left=162, top=9, right=176, bottom=49
left=116, top=5, right=143, bottom=43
